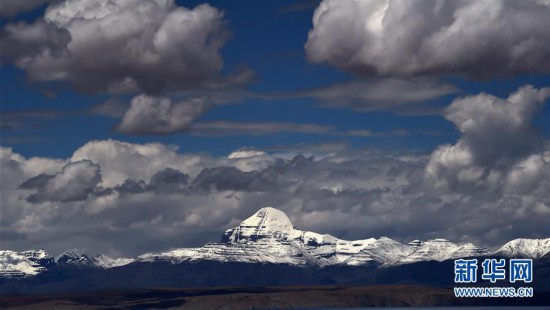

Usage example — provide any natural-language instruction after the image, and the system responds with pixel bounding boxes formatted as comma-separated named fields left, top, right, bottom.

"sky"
left=0, top=0, right=549, bottom=257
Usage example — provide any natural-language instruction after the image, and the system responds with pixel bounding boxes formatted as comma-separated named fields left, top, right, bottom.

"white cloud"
left=504, top=154, right=549, bottom=195
left=70, top=139, right=202, bottom=187
left=69, top=139, right=277, bottom=187
left=1, top=138, right=550, bottom=256
left=3, top=84, right=550, bottom=255
left=306, top=0, right=550, bottom=78
left=3, top=0, right=236, bottom=94
left=0, top=146, right=65, bottom=189
left=426, top=85, right=550, bottom=189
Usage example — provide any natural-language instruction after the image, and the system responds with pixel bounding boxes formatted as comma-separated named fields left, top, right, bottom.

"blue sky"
left=1, top=0, right=550, bottom=256
left=2, top=0, right=548, bottom=159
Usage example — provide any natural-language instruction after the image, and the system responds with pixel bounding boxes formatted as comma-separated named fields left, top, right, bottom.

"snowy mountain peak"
left=222, top=207, right=295, bottom=244
left=241, top=207, right=294, bottom=232
left=56, top=249, right=94, bottom=264
left=495, top=238, right=550, bottom=259
left=2, top=209, right=549, bottom=278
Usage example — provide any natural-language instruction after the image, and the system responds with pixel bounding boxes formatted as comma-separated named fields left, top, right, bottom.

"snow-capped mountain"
left=400, top=239, right=489, bottom=264
left=0, top=249, right=133, bottom=278
left=495, top=238, right=550, bottom=259
left=0, top=250, right=55, bottom=278
left=56, top=249, right=95, bottom=265
left=139, top=207, right=490, bottom=266
left=56, top=249, right=134, bottom=268
left=2, top=207, right=549, bottom=279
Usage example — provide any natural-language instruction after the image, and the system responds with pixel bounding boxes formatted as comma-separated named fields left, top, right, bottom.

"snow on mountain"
left=0, top=248, right=133, bottom=278
left=222, top=207, right=295, bottom=243
left=400, top=239, right=489, bottom=264
left=495, top=238, right=550, bottom=259
left=56, top=249, right=134, bottom=268
left=3, top=208, right=549, bottom=277
left=138, top=207, right=492, bottom=267
left=56, top=249, right=95, bottom=265
left=92, top=254, right=134, bottom=268
left=343, top=237, right=414, bottom=266
left=0, top=250, right=54, bottom=277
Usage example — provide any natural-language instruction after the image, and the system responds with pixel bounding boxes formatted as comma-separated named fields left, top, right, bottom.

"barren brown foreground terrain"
left=1, top=285, right=549, bottom=309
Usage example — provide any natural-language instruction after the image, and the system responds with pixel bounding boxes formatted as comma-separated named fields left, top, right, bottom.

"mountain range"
left=2, top=207, right=549, bottom=280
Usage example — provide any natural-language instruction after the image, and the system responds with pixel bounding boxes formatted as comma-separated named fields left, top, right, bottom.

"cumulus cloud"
left=0, top=146, right=65, bottom=189
left=191, top=155, right=313, bottom=193
left=69, top=139, right=204, bottom=187
left=0, top=19, right=70, bottom=65
left=306, top=0, right=550, bottom=78
left=504, top=154, right=550, bottom=195
left=110, top=167, right=190, bottom=195
left=426, top=85, right=550, bottom=189
left=116, top=95, right=214, bottom=135
left=20, top=160, right=101, bottom=203
left=66, top=139, right=274, bottom=188
left=2, top=0, right=240, bottom=94
left=148, top=167, right=189, bottom=193
left=2, top=130, right=550, bottom=256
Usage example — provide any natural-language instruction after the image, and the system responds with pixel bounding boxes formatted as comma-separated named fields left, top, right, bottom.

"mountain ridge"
left=2, top=207, right=549, bottom=278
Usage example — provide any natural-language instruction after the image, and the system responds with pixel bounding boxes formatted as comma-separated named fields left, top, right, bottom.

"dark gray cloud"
left=306, top=0, right=550, bottom=79
left=192, top=166, right=278, bottom=193
left=0, top=19, right=70, bottom=65
left=109, top=167, right=189, bottom=195
left=115, top=95, right=214, bottom=135
left=149, top=168, right=189, bottom=193
left=19, top=174, right=54, bottom=189
left=20, top=160, right=101, bottom=203
left=2, top=0, right=244, bottom=94
left=112, top=179, right=148, bottom=195
left=191, top=155, right=313, bottom=193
